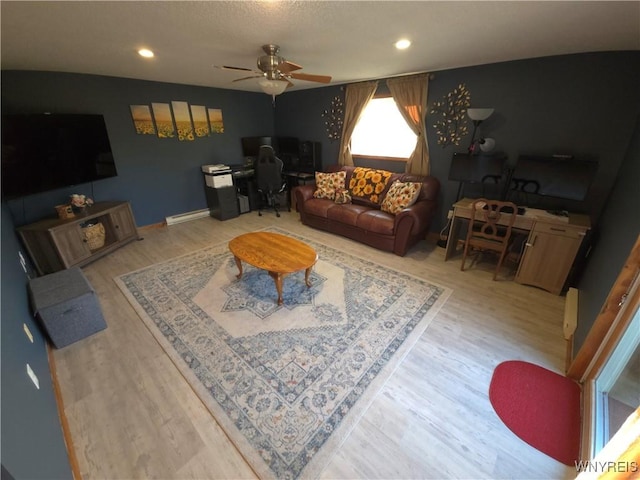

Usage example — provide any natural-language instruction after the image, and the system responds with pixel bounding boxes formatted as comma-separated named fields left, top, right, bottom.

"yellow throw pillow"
left=380, top=181, right=422, bottom=214
left=348, top=167, right=393, bottom=204
left=313, top=171, right=346, bottom=200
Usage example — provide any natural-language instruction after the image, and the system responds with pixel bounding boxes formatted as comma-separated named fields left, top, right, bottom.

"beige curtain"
left=387, top=73, right=430, bottom=175
left=338, top=81, right=378, bottom=166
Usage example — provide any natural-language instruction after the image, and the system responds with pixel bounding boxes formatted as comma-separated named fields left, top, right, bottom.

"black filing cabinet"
left=205, top=185, right=239, bottom=220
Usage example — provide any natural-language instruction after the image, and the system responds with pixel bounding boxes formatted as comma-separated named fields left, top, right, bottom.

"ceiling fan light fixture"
left=258, top=78, right=288, bottom=96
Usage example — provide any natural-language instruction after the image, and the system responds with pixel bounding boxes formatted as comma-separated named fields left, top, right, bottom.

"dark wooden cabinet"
left=17, top=201, right=139, bottom=275
left=205, top=186, right=239, bottom=220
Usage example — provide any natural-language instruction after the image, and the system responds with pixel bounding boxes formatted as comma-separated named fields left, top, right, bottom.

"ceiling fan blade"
left=232, top=75, right=263, bottom=83
left=290, top=72, right=332, bottom=84
left=278, top=60, right=303, bottom=73
left=217, top=65, right=255, bottom=72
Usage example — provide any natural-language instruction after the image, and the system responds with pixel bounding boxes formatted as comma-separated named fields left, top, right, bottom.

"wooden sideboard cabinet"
left=514, top=220, right=589, bottom=295
left=17, top=201, right=139, bottom=275
left=446, top=198, right=590, bottom=295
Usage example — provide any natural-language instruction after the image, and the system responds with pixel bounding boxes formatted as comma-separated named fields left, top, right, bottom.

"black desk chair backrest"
left=255, top=145, right=287, bottom=217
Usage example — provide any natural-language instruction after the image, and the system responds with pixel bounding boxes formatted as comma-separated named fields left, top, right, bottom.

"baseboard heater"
left=165, top=208, right=210, bottom=226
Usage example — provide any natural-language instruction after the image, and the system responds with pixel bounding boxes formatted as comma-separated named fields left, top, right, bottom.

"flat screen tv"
left=2, top=113, right=117, bottom=199
left=510, top=155, right=598, bottom=201
left=448, top=152, right=506, bottom=184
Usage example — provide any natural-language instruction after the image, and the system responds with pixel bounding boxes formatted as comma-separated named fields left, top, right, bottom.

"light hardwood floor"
left=53, top=211, right=575, bottom=479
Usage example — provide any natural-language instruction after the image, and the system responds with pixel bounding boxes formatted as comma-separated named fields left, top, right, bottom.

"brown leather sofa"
left=293, top=165, right=440, bottom=256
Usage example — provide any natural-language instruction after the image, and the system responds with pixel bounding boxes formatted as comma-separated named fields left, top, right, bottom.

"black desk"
left=232, top=166, right=294, bottom=212
left=283, top=171, right=315, bottom=210
left=231, top=168, right=260, bottom=211
left=283, top=171, right=315, bottom=184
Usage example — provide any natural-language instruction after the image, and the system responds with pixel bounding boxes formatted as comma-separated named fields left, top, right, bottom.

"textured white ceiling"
left=1, top=1, right=639, bottom=93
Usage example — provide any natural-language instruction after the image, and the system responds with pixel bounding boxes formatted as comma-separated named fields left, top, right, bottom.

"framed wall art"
left=130, top=105, right=156, bottom=135
left=208, top=108, right=224, bottom=134
left=171, top=101, right=195, bottom=141
left=151, top=103, right=175, bottom=138
left=190, top=105, right=210, bottom=137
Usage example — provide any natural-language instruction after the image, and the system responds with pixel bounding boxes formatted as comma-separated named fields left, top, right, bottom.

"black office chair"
left=255, top=145, right=288, bottom=217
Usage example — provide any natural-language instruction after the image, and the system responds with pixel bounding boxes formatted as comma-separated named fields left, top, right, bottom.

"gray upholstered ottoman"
left=28, top=267, right=107, bottom=348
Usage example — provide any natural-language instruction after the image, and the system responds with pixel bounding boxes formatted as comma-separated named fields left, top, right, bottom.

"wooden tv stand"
left=445, top=198, right=591, bottom=295
left=18, top=201, right=139, bottom=275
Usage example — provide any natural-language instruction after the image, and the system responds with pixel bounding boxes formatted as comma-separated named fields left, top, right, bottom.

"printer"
left=202, top=164, right=233, bottom=188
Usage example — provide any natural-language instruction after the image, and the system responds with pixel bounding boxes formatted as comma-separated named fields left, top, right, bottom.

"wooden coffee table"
left=228, top=232, right=318, bottom=305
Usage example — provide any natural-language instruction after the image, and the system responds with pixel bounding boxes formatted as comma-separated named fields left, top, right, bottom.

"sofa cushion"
left=380, top=180, right=422, bottom=214
left=327, top=204, right=370, bottom=225
left=348, top=167, right=393, bottom=204
left=313, top=171, right=346, bottom=200
left=356, top=210, right=396, bottom=235
left=304, top=198, right=340, bottom=217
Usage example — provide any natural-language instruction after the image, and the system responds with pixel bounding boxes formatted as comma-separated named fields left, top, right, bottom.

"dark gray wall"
left=1, top=70, right=277, bottom=478
left=574, top=116, right=640, bottom=353
left=275, top=52, right=640, bottom=232
left=6, top=52, right=639, bottom=230
left=2, top=71, right=276, bottom=227
left=1, top=203, right=72, bottom=479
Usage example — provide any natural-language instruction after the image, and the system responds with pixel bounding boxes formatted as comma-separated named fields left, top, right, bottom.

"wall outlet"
left=447, top=210, right=454, bottom=219
left=23, top=323, right=34, bottom=343
left=26, top=364, right=40, bottom=389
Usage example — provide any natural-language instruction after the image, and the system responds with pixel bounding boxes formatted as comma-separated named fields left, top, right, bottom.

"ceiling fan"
left=217, top=44, right=332, bottom=97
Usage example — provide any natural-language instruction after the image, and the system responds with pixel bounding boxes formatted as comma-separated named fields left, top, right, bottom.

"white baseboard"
left=165, top=209, right=210, bottom=226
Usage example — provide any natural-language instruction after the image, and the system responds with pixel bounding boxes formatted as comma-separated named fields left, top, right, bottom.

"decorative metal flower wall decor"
left=321, top=90, right=344, bottom=141
left=429, top=83, right=471, bottom=147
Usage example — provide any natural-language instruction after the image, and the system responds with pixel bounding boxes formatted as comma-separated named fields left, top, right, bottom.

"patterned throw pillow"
left=348, top=167, right=393, bottom=204
left=313, top=171, right=346, bottom=200
left=334, top=187, right=352, bottom=204
left=380, top=181, right=422, bottom=214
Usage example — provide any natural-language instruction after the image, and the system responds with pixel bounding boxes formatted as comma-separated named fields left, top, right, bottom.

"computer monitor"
left=241, top=136, right=273, bottom=157
left=277, top=137, right=300, bottom=156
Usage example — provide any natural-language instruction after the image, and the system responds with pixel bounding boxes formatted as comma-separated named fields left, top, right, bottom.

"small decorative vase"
left=71, top=205, right=87, bottom=215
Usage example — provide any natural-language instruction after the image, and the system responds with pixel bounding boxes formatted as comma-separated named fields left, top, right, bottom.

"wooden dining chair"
left=460, top=198, right=519, bottom=280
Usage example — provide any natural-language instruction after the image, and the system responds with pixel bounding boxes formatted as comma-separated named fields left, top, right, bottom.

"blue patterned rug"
left=116, top=228, right=450, bottom=479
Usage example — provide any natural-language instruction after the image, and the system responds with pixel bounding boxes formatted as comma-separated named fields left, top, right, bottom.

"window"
left=351, top=96, right=417, bottom=160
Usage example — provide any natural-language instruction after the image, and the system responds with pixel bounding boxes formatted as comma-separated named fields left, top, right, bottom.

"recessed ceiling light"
left=395, top=39, right=411, bottom=50
left=138, top=49, right=154, bottom=58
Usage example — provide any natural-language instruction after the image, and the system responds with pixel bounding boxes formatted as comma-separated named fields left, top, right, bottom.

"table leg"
left=304, top=266, right=313, bottom=288
left=444, top=217, right=461, bottom=261
left=234, top=256, right=243, bottom=279
left=268, top=271, right=284, bottom=305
